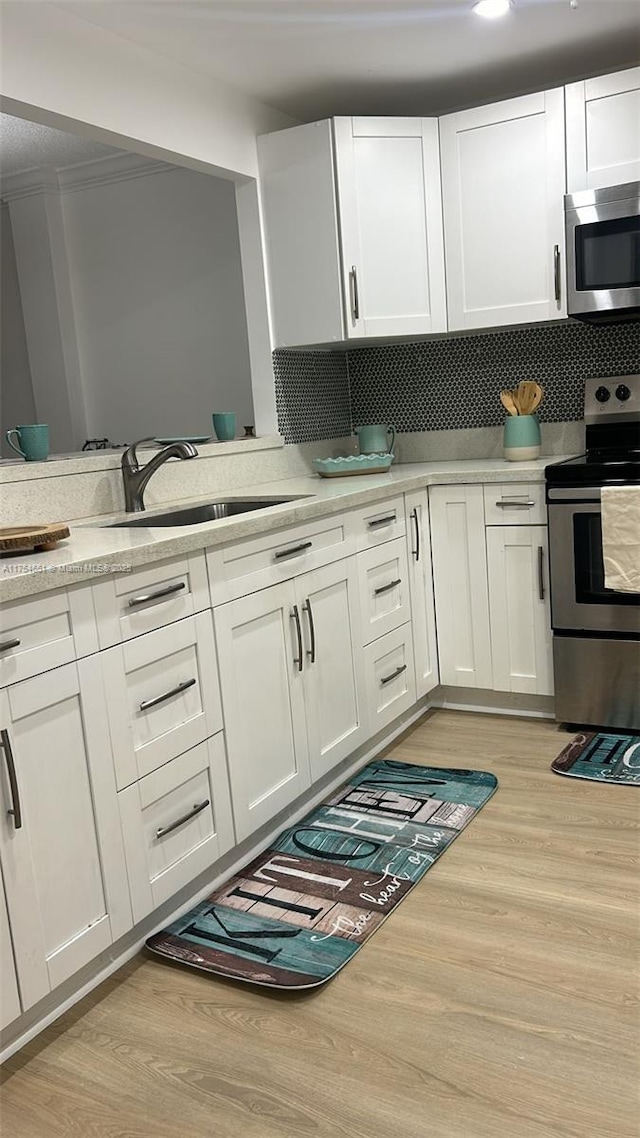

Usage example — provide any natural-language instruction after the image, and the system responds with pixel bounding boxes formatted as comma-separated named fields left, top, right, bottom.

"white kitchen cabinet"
left=118, top=734, right=235, bottom=924
left=566, top=68, right=640, bottom=191
left=429, top=485, right=493, bottom=689
left=440, top=89, right=567, bottom=329
left=214, top=558, right=366, bottom=839
left=363, top=623, right=417, bottom=734
left=0, top=868, right=21, bottom=1029
left=357, top=538, right=411, bottom=646
left=486, top=526, right=553, bottom=697
left=214, top=582, right=311, bottom=842
left=405, top=489, right=439, bottom=697
left=258, top=116, right=447, bottom=346
left=0, top=660, right=131, bottom=1009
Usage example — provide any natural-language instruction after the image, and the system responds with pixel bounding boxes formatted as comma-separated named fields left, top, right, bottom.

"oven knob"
left=595, top=386, right=611, bottom=403
left=615, top=383, right=631, bottom=402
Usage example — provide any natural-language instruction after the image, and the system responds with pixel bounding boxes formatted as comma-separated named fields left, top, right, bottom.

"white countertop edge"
left=0, top=457, right=561, bottom=603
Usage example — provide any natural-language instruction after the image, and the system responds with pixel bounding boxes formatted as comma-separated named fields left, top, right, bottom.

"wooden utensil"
left=500, top=389, right=519, bottom=416
left=529, top=383, right=544, bottom=414
left=516, top=381, right=538, bottom=416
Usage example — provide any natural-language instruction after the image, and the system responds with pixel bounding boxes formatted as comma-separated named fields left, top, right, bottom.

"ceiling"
left=0, top=113, right=123, bottom=177
left=54, top=0, right=640, bottom=119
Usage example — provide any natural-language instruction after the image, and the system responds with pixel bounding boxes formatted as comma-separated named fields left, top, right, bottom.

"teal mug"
left=503, top=414, right=541, bottom=461
left=212, top=412, right=236, bottom=442
left=355, top=423, right=396, bottom=455
left=6, top=424, right=49, bottom=462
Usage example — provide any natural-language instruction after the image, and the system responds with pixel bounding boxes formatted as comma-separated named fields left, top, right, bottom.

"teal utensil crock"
left=503, top=414, right=541, bottom=461
left=6, top=424, right=49, bottom=462
left=212, top=412, right=236, bottom=442
left=355, top=423, right=396, bottom=455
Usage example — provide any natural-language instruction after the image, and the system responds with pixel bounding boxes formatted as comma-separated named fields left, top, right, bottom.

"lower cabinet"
left=363, top=622, right=417, bottom=733
left=117, top=734, right=235, bottom=923
left=214, top=558, right=366, bottom=842
left=429, top=484, right=493, bottom=688
left=486, top=526, right=554, bottom=696
left=0, top=660, right=131, bottom=1013
left=405, top=489, right=439, bottom=696
left=0, top=869, right=21, bottom=1030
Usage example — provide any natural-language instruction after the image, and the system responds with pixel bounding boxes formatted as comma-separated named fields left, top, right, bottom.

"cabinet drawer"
left=484, top=483, right=545, bottom=526
left=357, top=537, right=411, bottom=646
left=350, top=496, right=406, bottom=552
left=363, top=623, right=417, bottom=735
left=118, top=734, right=235, bottom=923
left=102, top=611, right=222, bottom=789
left=207, top=514, right=351, bottom=605
left=93, top=552, right=209, bottom=648
left=0, top=585, right=97, bottom=688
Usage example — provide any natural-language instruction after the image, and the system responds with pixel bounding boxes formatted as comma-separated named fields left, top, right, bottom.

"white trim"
left=1, top=153, right=176, bottom=202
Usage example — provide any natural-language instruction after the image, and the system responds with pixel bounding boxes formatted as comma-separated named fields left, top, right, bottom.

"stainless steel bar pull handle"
left=538, top=545, right=546, bottom=602
left=410, top=508, right=420, bottom=561
left=350, top=265, right=360, bottom=321
left=0, top=638, right=21, bottom=653
left=274, top=541, right=312, bottom=561
left=368, top=514, right=396, bottom=529
left=128, top=581, right=185, bottom=607
left=553, top=244, right=561, bottom=304
left=139, top=678, right=196, bottom=712
left=302, top=598, right=316, bottom=663
left=495, top=500, right=536, bottom=509
left=291, top=606, right=303, bottom=672
left=156, top=799, right=210, bottom=839
left=374, top=578, right=402, bottom=597
left=380, top=664, right=407, bottom=687
left=1, top=729, right=22, bottom=830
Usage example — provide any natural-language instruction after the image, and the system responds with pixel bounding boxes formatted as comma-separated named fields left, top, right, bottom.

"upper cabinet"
left=566, top=67, right=640, bottom=192
left=258, top=117, right=447, bottom=347
left=440, top=89, right=567, bottom=331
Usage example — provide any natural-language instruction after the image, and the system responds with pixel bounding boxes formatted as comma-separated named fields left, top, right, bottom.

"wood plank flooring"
left=2, top=710, right=638, bottom=1138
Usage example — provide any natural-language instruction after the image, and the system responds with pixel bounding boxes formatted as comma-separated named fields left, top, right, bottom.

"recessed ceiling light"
left=473, top=0, right=513, bottom=17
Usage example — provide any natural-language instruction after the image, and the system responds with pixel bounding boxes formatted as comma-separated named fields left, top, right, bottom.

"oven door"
left=547, top=486, right=640, bottom=634
left=565, top=183, right=640, bottom=317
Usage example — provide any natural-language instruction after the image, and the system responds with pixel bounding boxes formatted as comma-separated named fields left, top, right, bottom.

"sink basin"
left=106, top=498, right=298, bottom=528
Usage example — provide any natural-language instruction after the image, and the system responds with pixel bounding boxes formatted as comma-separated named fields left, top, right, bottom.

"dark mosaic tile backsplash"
left=274, top=320, right=640, bottom=444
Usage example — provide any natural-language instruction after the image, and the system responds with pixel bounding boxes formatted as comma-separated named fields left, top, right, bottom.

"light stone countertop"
left=1, top=458, right=560, bottom=602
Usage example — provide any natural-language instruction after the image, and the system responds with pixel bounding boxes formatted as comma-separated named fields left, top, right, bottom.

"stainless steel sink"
left=105, top=498, right=299, bottom=528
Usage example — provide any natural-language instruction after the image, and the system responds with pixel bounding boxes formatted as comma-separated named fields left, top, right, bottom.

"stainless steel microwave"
left=565, top=181, right=640, bottom=320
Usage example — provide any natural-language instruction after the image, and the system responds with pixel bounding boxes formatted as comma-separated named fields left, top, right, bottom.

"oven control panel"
left=584, top=374, right=640, bottom=423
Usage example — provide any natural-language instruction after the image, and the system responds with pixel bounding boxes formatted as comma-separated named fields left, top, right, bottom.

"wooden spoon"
left=517, top=380, right=539, bottom=416
left=529, top=384, right=544, bottom=414
left=500, top=389, right=519, bottom=416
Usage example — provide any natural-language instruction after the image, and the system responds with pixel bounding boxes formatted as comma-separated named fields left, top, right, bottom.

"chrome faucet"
left=121, top=437, right=198, bottom=512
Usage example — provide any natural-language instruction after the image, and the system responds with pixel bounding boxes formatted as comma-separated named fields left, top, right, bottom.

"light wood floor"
left=2, top=710, right=639, bottom=1138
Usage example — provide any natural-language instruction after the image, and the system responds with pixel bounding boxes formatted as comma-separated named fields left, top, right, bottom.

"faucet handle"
left=122, top=436, right=157, bottom=471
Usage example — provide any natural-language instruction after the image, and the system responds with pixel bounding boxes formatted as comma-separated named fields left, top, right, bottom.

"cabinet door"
left=335, top=117, right=447, bottom=338
left=487, top=526, right=553, bottom=697
left=440, top=89, right=566, bottom=329
left=0, top=662, right=131, bottom=1009
left=0, top=867, right=21, bottom=1030
left=430, top=485, right=492, bottom=689
left=362, top=624, right=417, bottom=735
left=214, top=583, right=310, bottom=841
left=566, top=68, right=640, bottom=191
left=296, top=559, right=366, bottom=782
left=405, top=489, right=439, bottom=697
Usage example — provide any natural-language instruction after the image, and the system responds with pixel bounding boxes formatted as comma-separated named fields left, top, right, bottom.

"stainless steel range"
left=546, top=375, right=640, bottom=730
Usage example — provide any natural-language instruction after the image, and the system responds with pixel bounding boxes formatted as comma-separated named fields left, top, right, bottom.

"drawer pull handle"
left=128, top=581, right=186, bottom=607
left=380, top=664, right=407, bottom=687
left=495, top=500, right=536, bottom=509
left=1, top=729, right=22, bottom=830
left=302, top=598, right=316, bottom=663
left=274, top=541, right=312, bottom=561
left=139, top=678, right=196, bottom=712
left=374, top=578, right=402, bottom=597
left=156, top=799, right=210, bottom=839
left=0, top=638, right=21, bottom=653
left=410, top=508, right=420, bottom=561
left=368, top=514, right=396, bottom=529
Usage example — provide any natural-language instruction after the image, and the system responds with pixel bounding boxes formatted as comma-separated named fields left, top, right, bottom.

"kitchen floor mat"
left=146, top=758, right=497, bottom=989
left=552, top=731, right=640, bottom=784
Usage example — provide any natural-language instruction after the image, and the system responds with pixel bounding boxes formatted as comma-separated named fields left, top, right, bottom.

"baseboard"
left=1, top=697, right=432, bottom=1063
left=431, top=685, right=555, bottom=719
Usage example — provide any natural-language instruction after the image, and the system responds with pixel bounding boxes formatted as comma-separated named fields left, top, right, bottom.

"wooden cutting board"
left=0, top=524, right=70, bottom=554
